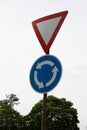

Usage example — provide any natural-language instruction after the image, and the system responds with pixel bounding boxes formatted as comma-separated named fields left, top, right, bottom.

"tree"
left=25, top=95, right=79, bottom=130
left=5, top=94, right=19, bottom=107
left=0, top=94, right=24, bottom=130
left=0, top=94, right=80, bottom=130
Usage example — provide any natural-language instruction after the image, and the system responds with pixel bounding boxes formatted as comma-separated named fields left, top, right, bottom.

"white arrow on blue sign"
left=29, top=55, right=62, bottom=93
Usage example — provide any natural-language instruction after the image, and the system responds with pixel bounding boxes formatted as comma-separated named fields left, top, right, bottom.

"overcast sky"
left=0, top=0, right=87, bottom=129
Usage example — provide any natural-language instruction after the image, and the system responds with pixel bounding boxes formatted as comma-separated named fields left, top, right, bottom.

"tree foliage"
left=0, top=94, right=24, bottom=130
left=25, top=95, right=79, bottom=130
left=5, top=94, right=19, bottom=107
left=0, top=94, right=79, bottom=130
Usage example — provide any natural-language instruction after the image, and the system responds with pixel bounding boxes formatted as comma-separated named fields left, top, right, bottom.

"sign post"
left=30, top=10, right=68, bottom=130
left=41, top=50, right=49, bottom=130
left=41, top=93, right=47, bottom=130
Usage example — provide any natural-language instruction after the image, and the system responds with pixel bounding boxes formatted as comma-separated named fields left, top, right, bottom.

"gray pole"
left=41, top=93, right=47, bottom=130
left=41, top=50, right=49, bottom=130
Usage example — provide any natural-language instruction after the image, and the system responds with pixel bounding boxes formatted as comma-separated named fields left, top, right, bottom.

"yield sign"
left=32, top=11, right=68, bottom=53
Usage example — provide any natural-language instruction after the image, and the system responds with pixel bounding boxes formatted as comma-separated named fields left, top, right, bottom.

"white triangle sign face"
left=37, top=17, right=61, bottom=45
left=32, top=11, right=68, bottom=53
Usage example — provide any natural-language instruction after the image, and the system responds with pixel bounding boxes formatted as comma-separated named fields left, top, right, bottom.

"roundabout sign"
left=29, top=11, right=68, bottom=130
left=30, top=55, right=62, bottom=93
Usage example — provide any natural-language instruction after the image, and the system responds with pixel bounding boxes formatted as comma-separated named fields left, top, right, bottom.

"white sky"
left=0, top=0, right=87, bottom=129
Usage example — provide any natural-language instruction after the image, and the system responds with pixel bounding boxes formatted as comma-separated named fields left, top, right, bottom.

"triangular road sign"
left=32, top=11, right=68, bottom=53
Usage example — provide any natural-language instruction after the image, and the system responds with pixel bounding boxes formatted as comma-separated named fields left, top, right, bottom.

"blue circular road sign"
left=29, top=55, right=62, bottom=93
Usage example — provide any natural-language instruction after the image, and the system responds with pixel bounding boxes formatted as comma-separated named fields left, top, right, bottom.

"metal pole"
left=41, top=93, right=47, bottom=130
left=41, top=50, right=49, bottom=130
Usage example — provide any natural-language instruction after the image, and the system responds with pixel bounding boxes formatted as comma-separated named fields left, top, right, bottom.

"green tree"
left=5, top=94, right=19, bottom=107
left=25, top=95, right=79, bottom=130
left=0, top=94, right=24, bottom=130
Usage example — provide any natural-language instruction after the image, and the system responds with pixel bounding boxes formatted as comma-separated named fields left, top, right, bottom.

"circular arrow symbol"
left=34, top=71, right=44, bottom=88
left=34, top=64, right=58, bottom=89
left=30, top=55, right=62, bottom=93
left=36, top=60, right=54, bottom=69
left=46, top=66, right=58, bottom=87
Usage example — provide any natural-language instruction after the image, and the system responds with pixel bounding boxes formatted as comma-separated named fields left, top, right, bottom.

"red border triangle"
left=32, top=11, right=68, bottom=53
